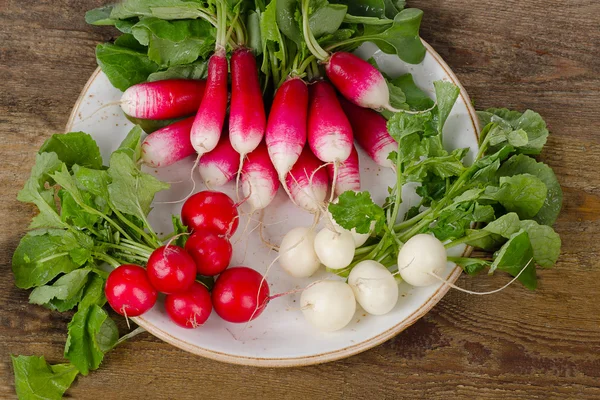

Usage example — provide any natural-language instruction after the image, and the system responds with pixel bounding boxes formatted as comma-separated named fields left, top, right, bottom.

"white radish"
left=397, top=234, right=448, bottom=287
left=279, top=227, right=321, bottom=278
left=300, top=280, right=356, bottom=332
left=348, top=260, right=398, bottom=315
left=313, top=228, right=355, bottom=270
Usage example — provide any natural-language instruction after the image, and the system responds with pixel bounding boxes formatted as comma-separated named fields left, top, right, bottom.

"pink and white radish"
left=190, top=48, right=228, bottom=156
left=397, top=234, right=448, bottom=287
left=241, top=142, right=280, bottom=211
left=278, top=226, right=321, bottom=278
left=141, top=116, right=196, bottom=168
left=121, top=79, right=206, bottom=120
left=339, top=98, right=396, bottom=169
left=229, top=48, right=266, bottom=170
left=198, top=133, right=240, bottom=187
left=348, top=260, right=398, bottom=315
left=313, top=227, right=355, bottom=270
left=300, top=280, right=356, bottom=332
left=327, top=145, right=360, bottom=197
left=265, top=77, right=309, bottom=182
left=285, top=146, right=329, bottom=213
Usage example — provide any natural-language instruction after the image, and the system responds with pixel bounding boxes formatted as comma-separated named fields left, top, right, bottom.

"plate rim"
left=65, top=39, right=480, bottom=368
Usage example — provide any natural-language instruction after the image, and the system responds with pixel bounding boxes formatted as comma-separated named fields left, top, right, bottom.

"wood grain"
left=1, top=0, right=599, bottom=398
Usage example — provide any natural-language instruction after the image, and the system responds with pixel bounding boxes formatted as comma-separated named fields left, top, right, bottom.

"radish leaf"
left=11, top=355, right=79, bottom=400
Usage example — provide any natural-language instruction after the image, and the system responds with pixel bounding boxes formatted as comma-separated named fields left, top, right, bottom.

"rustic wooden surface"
left=1, top=0, right=599, bottom=398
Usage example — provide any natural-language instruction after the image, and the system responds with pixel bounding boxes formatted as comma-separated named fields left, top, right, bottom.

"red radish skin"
left=327, top=145, right=360, bottom=196
left=105, top=265, right=157, bottom=317
left=229, top=48, right=266, bottom=160
left=241, top=142, right=280, bottom=210
left=307, top=81, right=353, bottom=165
left=190, top=50, right=228, bottom=155
left=265, top=77, right=309, bottom=181
left=184, top=230, right=232, bottom=276
left=212, top=267, right=270, bottom=323
left=147, top=246, right=197, bottom=294
left=325, top=52, right=392, bottom=111
left=165, top=282, right=213, bottom=328
left=198, top=133, right=240, bottom=187
left=285, top=147, right=329, bottom=213
left=339, top=98, right=396, bottom=168
left=181, top=191, right=239, bottom=236
left=121, top=79, right=206, bottom=120
left=141, top=116, right=196, bottom=168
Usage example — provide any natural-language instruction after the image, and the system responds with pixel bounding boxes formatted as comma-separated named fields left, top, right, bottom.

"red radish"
left=241, top=142, right=280, bottom=210
left=212, top=267, right=270, bottom=323
left=325, top=52, right=395, bottom=112
left=285, top=146, right=329, bottom=213
left=165, top=282, right=213, bottom=328
left=198, top=133, right=240, bottom=187
left=105, top=265, right=157, bottom=317
left=339, top=98, right=396, bottom=169
left=146, top=245, right=196, bottom=294
left=184, top=230, right=232, bottom=276
left=265, top=77, right=309, bottom=182
left=190, top=49, right=228, bottom=156
left=229, top=48, right=266, bottom=166
left=327, top=145, right=360, bottom=196
left=121, top=79, right=206, bottom=120
left=141, top=116, right=195, bottom=168
left=181, top=190, right=239, bottom=236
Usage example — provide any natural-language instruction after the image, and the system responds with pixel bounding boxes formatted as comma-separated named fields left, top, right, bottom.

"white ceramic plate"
left=66, top=41, right=479, bottom=367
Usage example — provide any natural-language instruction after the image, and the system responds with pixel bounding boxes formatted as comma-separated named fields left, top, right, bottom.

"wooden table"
left=1, top=0, right=599, bottom=398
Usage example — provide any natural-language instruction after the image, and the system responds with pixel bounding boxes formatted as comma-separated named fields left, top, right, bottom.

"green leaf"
left=79, top=273, right=107, bottom=309
left=473, top=204, right=495, bottom=223
left=309, top=4, right=348, bottom=38
left=453, top=258, right=490, bottom=276
left=519, top=220, right=561, bottom=268
left=11, top=355, right=79, bottom=400
left=108, top=152, right=170, bottom=219
left=431, top=206, right=473, bottom=241
left=433, top=80, right=460, bottom=134
left=497, top=154, right=562, bottom=226
left=171, top=215, right=189, bottom=247
left=246, top=11, right=262, bottom=55
left=96, top=43, right=159, bottom=91
left=85, top=5, right=117, bottom=25
left=276, top=0, right=303, bottom=45
left=29, top=268, right=91, bottom=307
left=484, top=174, right=548, bottom=220
left=392, top=73, right=434, bottom=111
left=328, top=191, right=386, bottom=234
left=387, top=111, right=434, bottom=141
left=17, top=152, right=66, bottom=230
left=483, top=212, right=521, bottom=238
left=58, top=190, right=102, bottom=230
left=331, top=0, right=385, bottom=17
left=261, top=0, right=286, bottom=76
left=110, top=0, right=208, bottom=20
left=12, top=230, right=82, bottom=289
left=366, top=8, right=426, bottom=64
left=148, top=61, right=208, bottom=81
left=114, top=125, right=143, bottom=162
left=65, top=305, right=118, bottom=375
left=124, top=114, right=185, bottom=133
left=465, top=228, right=505, bottom=251
left=492, top=230, right=536, bottom=289
left=114, top=33, right=148, bottom=52
left=131, top=18, right=215, bottom=68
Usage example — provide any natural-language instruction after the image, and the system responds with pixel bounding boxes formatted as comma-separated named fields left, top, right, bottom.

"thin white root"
left=155, top=155, right=200, bottom=205
left=235, top=152, right=245, bottom=202
left=384, top=102, right=438, bottom=115
left=76, top=100, right=123, bottom=124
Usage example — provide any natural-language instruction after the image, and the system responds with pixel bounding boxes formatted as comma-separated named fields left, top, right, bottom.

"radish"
left=184, top=229, right=232, bottom=276
left=339, top=98, right=396, bottom=169
left=348, top=260, right=398, bottom=315
left=397, top=234, right=448, bottom=287
left=165, top=282, right=213, bottom=329
left=307, top=81, right=353, bottom=191
left=285, top=147, right=329, bottom=213
left=181, top=191, right=239, bottom=236
left=229, top=47, right=266, bottom=171
left=146, top=245, right=197, bottom=294
left=327, top=197, right=371, bottom=248
left=279, top=227, right=321, bottom=278
left=105, top=265, right=157, bottom=317
left=325, top=52, right=396, bottom=111
left=198, top=133, right=240, bottom=187
left=121, top=79, right=206, bottom=120
left=313, top=227, right=355, bottom=270
left=141, top=116, right=196, bottom=168
left=265, top=77, right=309, bottom=182
left=300, top=280, right=356, bottom=332
left=327, top=145, right=360, bottom=197
left=241, top=142, right=280, bottom=211
left=212, top=267, right=270, bottom=323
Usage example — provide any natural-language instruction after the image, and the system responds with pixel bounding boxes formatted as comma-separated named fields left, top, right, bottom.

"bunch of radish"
left=104, top=190, right=270, bottom=328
